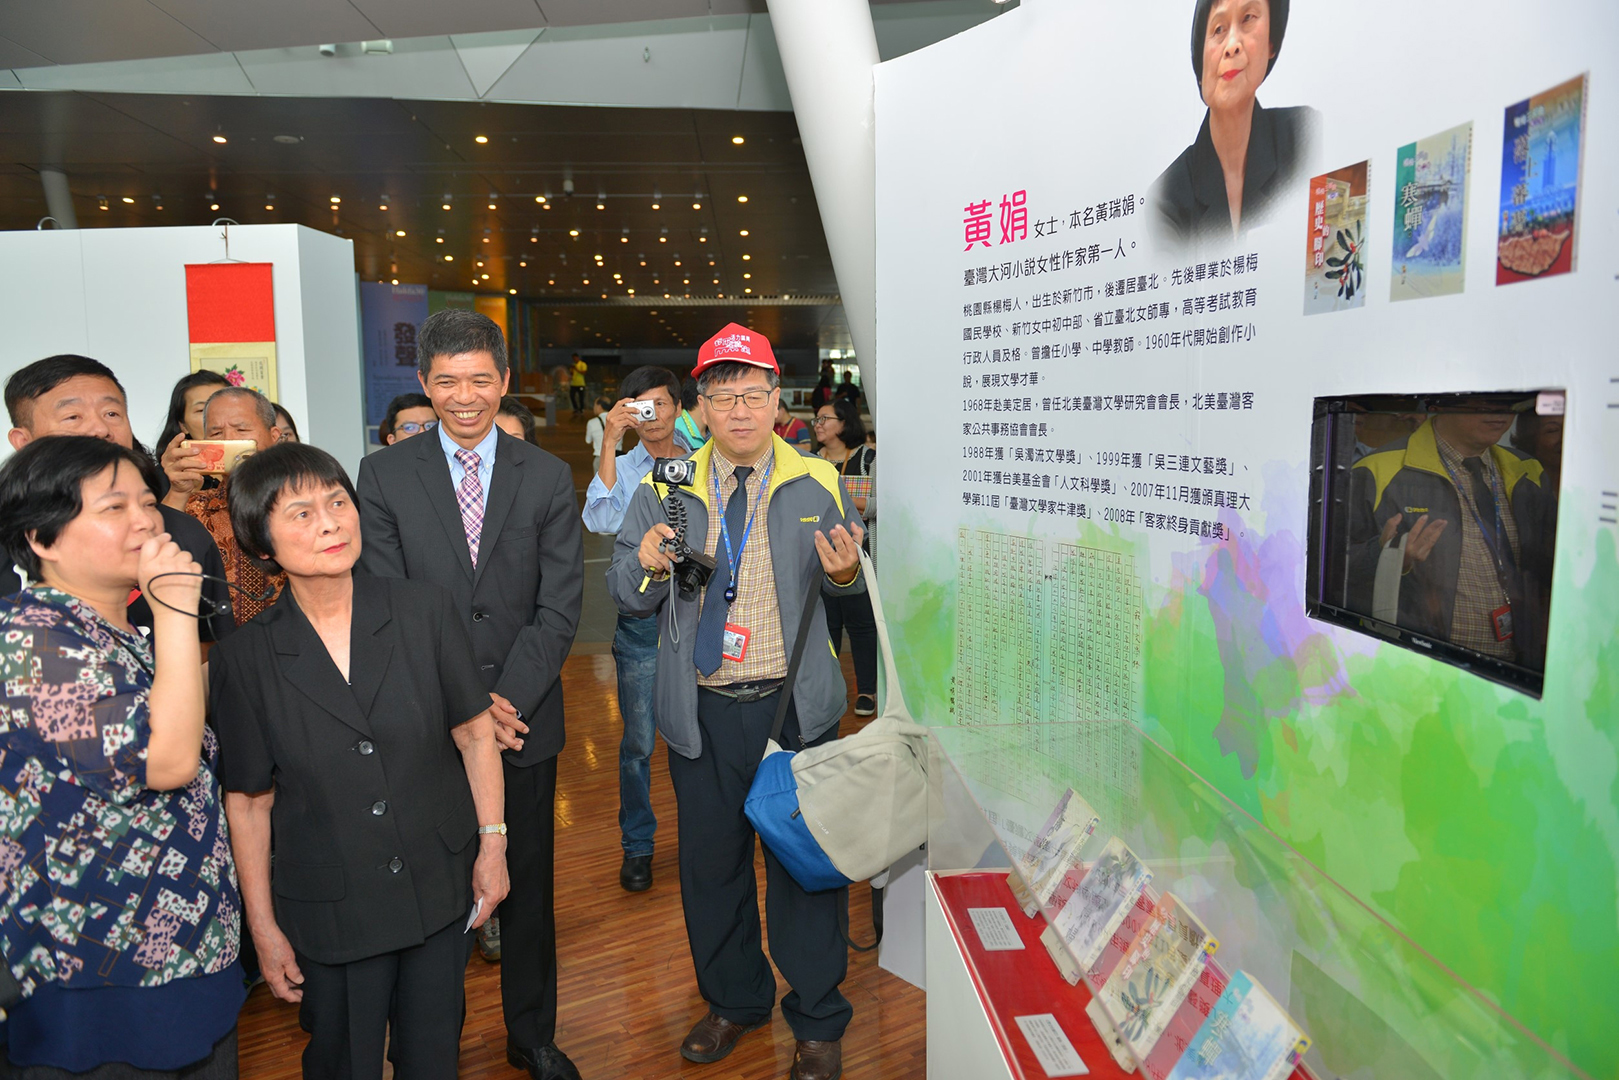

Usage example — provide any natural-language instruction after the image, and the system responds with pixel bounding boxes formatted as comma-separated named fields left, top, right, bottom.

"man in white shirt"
left=584, top=395, right=621, bottom=477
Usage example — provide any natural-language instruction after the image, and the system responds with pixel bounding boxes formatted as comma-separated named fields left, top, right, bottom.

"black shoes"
left=507, top=1041, right=582, bottom=1080
left=619, top=853, right=653, bottom=892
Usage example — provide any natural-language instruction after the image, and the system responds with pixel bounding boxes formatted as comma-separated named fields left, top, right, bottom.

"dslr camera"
left=628, top=399, right=659, bottom=422
left=650, top=458, right=716, bottom=598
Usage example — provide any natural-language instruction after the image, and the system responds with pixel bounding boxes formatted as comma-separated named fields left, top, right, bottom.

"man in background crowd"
left=774, top=400, right=812, bottom=450
left=585, top=394, right=621, bottom=475
left=582, top=367, right=689, bottom=893
left=676, top=378, right=709, bottom=449
left=160, top=385, right=286, bottom=626
left=2, top=354, right=234, bottom=642
left=570, top=353, right=588, bottom=418
left=382, top=391, right=438, bottom=444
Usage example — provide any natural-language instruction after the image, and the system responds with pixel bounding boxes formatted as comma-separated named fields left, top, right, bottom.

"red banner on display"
left=184, top=263, right=276, bottom=342
left=931, top=873, right=1309, bottom=1080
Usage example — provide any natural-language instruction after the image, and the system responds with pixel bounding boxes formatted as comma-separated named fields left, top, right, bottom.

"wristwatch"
left=478, top=822, right=508, bottom=837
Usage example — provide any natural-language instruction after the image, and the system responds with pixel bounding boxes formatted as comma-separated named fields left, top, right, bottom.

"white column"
left=765, top=0, right=881, bottom=417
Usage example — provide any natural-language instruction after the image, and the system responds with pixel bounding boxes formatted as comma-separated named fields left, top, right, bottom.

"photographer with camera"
left=607, top=325, right=865, bottom=1080
left=581, top=367, right=689, bottom=893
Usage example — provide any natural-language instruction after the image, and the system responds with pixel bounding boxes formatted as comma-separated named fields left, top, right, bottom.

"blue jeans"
left=613, top=612, right=660, bottom=856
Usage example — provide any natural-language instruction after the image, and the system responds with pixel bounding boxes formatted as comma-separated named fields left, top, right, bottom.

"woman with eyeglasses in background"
left=813, top=398, right=878, bottom=717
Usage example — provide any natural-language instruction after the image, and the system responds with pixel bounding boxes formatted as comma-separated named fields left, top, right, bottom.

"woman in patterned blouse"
left=0, top=436, right=244, bottom=1079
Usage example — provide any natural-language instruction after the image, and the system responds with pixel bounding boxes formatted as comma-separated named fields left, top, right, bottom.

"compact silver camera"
left=629, top=399, right=658, bottom=422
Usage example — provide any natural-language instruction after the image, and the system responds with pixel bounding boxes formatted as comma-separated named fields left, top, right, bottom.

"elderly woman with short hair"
left=210, top=443, right=507, bottom=1079
left=0, top=435, right=243, bottom=1079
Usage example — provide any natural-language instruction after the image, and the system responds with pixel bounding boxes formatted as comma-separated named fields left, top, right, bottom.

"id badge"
left=722, top=623, right=751, bottom=663
left=1491, top=604, right=1514, bottom=642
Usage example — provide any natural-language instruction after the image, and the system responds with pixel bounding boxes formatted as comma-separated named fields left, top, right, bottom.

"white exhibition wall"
left=0, top=223, right=364, bottom=476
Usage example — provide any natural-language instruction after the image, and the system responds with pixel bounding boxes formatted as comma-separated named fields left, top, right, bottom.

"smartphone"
left=182, top=439, right=258, bottom=476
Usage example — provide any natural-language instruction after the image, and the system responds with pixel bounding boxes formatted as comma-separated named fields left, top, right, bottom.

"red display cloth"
left=185, top=263, right=276, bottom=342
left=931, top=871, right=1309, bottom=1080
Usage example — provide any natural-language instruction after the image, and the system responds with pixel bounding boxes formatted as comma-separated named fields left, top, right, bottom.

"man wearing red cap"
left=607, top=323, right=866, bottom=1080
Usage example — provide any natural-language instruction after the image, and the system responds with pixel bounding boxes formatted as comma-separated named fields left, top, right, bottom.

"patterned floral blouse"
left=0, top=587, right=240, bottom=997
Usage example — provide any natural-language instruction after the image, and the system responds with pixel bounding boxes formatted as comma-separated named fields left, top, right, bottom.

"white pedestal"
left=925, top=873, right=1016, bottom=1080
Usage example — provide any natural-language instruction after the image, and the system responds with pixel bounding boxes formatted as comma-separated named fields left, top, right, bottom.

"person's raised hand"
left=603, top=398, right=640, bottom=445
left=638, top=523, right=679, bottom=575
left=489, top=693, right=528, bottom=753
left=1401, top=514, right=1449, bottom=573
left=814, top=522, right=865, bottom=585
left=137, top=532, right=203, bottom=613
left=160, top=433, right=207, bottom=506
left=251, top=921, right=306, bottom=1003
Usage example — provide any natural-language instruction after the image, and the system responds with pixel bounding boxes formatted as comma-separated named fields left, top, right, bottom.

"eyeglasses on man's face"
left=397, top=419, right=438, bottom=435
left=702, top=389, right=773, bottom=413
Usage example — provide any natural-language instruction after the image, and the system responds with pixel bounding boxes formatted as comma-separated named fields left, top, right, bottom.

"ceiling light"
left=744, top=287, right=752, bottom=293
left=509, top=288, right=517, bottom=295
left=97, top=196, right=109, bottom=211
left=548, top=279, right=555, bottom=285
left=596, top=202, right=605, bottom=211
left=209, top=202, right=220, bottom=211
left=519, top=260, right=527, bottom=267
left=744, top=273, right=751, bottom=279
left=742, top=253, right=751, bottom=260
left=391, top=278, right=399, bottom=285
left=330, top=195, right=341, bottom=204
left=476, top=261, right=484, bottom=267
left=542, top=202, right=551, bottom=210
left=481, top=274, right=489, bottom=280
left=393, top=229, right=406, bottom=237
left=442, top=202, right=452, bottom=210
left=378, top=202, right=389, bottom=210
left=530, top=236, right=538, bottom=242
left=639, top=260, right=647, bottom=266
left=535, top=195, right=547, bottom=204
left=651, top=202, right=660, bottom=210
left=444, top=255, right=454, bottom=261
left=488, top=202, right=497, bottom=210
left=692, top=202, right=701, bottom=210
left=475, top=135, right=489, bottom=144
left=120, top=196, right=134, bottom=204
left=273, top=134, right=301, bottom=144
left=212, top=134, right=227, bottom=144
left=436, top=237, right=445, bottom=243
left=699, top=237, right=706, bottom=242
left=265, top=203, right=275, bottom=211
left=583, top=278, right=590, bottom=284
left=737, top=195, right=748, bottom=203
left=713, top=278, right=720, bottom=284
left=569, top=229, right=580, bottom=237
left=731, top=135, right=745, bottom=145
left=674, top=260, right=681, bottom=266
left=482, top=237, right=490, bottom=243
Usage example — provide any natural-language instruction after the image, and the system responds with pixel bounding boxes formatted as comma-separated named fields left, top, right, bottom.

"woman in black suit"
left=210, top=444, right=508, bottom=1080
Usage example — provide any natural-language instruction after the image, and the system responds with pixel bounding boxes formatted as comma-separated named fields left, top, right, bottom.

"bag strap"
left=770, top=556, right=828, bottom=749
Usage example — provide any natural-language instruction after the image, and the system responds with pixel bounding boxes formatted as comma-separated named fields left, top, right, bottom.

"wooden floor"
left=236, top=413, right=927, bottom=1078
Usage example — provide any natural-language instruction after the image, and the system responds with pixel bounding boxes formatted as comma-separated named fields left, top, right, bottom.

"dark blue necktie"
left=694, top=465, right=752, bottom=676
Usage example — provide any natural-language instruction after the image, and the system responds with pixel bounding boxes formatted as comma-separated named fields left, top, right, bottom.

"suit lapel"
left=270, top=592, right=374, bottom=738
left=474, top=436, right=522, bottom=590
left=417, top=432, right=475, bottom=580
left=348, top=578, right=394, bottom=720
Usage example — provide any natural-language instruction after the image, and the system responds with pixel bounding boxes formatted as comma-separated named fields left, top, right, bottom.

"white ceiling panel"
left=537, top=0, right=710, bottom=25
left=14, top=52, right=258, bottom=95
left=450, top=30, right=544, bottom=98
left=0, top=34, right=53, bottom=69
left=234, top=37, right=478, bottom=99
left=0, top=0, right=217, bottom=64
left=345, top=0, right=545, bottom=41
left=735, top=15, right=792, bottom=112
left=492, top=17, right=749, bottom=109
left=145, top=0, right=383, bottom=52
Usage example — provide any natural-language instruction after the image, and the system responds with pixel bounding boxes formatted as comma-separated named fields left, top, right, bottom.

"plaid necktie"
left=454, top=448, right=484, bottom=568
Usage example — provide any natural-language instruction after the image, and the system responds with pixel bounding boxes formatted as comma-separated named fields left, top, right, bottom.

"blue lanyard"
left=713, top=457, right=773, bottom=605
left=1441, top=455, right=1516, bottom=581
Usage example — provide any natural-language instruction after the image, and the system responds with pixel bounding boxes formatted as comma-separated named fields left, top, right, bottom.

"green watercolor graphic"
left=879, top=497, right=1618, bottom=1079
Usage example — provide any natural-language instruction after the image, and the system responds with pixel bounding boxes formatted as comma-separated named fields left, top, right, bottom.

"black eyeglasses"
left=396, top=420, right=438, bottom=435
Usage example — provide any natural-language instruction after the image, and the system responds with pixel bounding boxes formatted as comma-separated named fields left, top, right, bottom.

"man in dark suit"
left=357, top=310, right=584, bottom=1080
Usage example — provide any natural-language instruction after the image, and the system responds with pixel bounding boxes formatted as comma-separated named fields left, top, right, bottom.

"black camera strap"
left=770, top=556, right=828, bottom=750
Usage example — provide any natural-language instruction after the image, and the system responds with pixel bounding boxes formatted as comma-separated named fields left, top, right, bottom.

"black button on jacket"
left=210, top=575, right=491, bottom=965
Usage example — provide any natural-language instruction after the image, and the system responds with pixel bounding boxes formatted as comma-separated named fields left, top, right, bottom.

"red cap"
left=692, top=322, right=778, bottom=377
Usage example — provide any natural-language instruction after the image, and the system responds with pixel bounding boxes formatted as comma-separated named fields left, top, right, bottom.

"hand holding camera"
left=604, top=397, right=660, bottom=445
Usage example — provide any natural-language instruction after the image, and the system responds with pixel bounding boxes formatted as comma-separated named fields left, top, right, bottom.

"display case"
left=924, top=721, right=1581, bottom=1080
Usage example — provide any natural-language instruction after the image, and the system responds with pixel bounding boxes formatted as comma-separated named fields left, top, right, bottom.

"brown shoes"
left=791, top=1039, right=843, bottom=1080
left=679, top=1011, right=767, bottom=1063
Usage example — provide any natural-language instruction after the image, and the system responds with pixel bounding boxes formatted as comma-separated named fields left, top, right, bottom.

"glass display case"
left=924, top=721, right=1583, bottom=1080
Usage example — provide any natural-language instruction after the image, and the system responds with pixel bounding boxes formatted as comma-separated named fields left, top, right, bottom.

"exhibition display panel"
left=924, top=721, right=1575, bottom=1080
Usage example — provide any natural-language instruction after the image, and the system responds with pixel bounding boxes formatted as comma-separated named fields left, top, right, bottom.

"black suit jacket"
left=355, top=429, right=582, bottom=766
left=211, top=576, right=492, bottom=965
left=1152, top=102, right=1317, bottom=247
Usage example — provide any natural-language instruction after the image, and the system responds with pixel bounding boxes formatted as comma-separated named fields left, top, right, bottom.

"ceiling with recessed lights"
left=0, top=91, right=848, bottom=350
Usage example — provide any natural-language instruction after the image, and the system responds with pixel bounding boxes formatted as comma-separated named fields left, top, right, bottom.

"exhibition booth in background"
left=872, top=2, right=1613, bottom=1079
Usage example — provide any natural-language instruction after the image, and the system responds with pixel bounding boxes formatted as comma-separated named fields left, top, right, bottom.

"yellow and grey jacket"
left=1348, top=419, right=1555, bottom=666
left=607, top=435, right=865, bottom=759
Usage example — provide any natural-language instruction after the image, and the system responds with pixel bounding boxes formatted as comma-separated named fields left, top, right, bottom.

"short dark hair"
left=156, top=370, right=232, bottom=450
left=680, top=378, right=701, bottom=411
left=272, top=404, right=301, bottom=442
left=228, top=443, right=357, bottom=575
left=5, top=355, right=126, bottom=429
left=825, top=397, right=867, bottom=448
left=620, top=366, right=681, bottom=405
left=381, top=392, right=434, bottom=441
left=1190, top=0, right=1289, bottom=89
left=0, top=436, right=152, bottom=581
left=498, top=396, right=537, bottom=444
left=418, top=309, right=508, bottom=378
left=203, top=386, right=278, bottom=432
left=696, top=362, right=780, bottom=396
